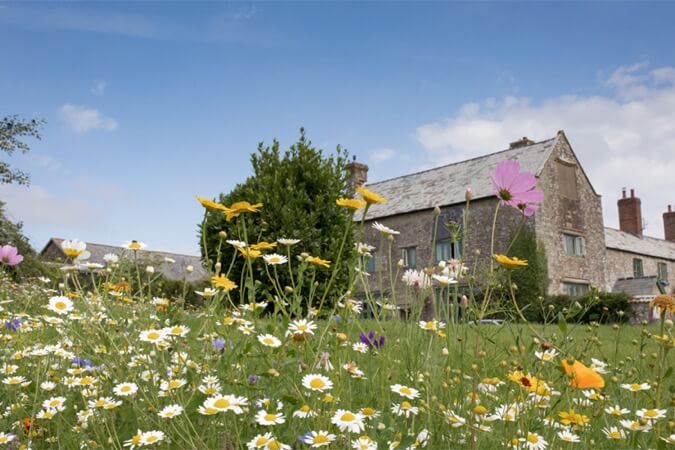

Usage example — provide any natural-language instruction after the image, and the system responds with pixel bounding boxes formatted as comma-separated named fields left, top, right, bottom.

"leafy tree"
left=0, top=200, right=54, bottom=280
left=508, top=227, right=549, bottom=320
left=0, top=115, right=48, bottom=280
left=1, top=115, right=45, bottom=185
left=199, top=129, right=355, bottom=310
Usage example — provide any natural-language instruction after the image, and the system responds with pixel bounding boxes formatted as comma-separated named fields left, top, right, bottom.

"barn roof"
left=604, top=228, right=675, bottom=261
left=40, top=238, right=209, bottom=282
left=357, top=135, right=558, bottom=221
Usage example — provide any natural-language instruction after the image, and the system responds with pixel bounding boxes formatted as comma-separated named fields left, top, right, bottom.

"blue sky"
left=1, top=1, right=675, bottom=255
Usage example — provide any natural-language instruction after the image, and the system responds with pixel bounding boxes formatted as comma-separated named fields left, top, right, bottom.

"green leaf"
left=557, top=312, right=567, bottom=333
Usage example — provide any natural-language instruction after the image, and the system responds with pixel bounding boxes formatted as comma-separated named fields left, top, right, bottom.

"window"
left=435, top=239, right=462, bottom=262
left=557, top=161, right=578, bottom=199
left=563, top=234, right=585, bottom=256
left=366, top=253, right=376, bottom=273
left=657, top=262, right=668, bottom=281
left=633, top=258, right=644, bottom=278
left=401, top=247, right=417, bottom=268
left=562, top=282, right=589, bottom=297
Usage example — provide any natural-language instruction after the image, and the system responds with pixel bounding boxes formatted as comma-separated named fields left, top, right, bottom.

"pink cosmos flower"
left=0, top=245, right=23, bottom=266
left=491, top=160, right=544, bottom=216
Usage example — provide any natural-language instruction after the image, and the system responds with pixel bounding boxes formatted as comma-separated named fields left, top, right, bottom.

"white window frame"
left=563, top=233, right=585, bottom=256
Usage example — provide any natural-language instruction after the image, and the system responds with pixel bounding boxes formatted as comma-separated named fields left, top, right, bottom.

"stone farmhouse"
left=40, top=238, right=209, bottom=282
left=350, top=130, right=674, bottom=317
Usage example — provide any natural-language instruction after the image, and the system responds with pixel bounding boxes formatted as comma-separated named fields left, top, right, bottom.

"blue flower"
left=359, top=330, right=385, bottom=349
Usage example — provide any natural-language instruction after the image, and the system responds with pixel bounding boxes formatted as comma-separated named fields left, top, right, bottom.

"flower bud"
left=218, top=230, right=227, bottom=238
left=465, top=187, right=473, bottom=201
left=186, top=265, right=194, bottom=273
left=433, top=206, right=441, bottom=216
left=442, top=347, right=449, bottom=356
left=146, top=266, right=155, bottom=274
left=284, top=286, right=294, bottom=293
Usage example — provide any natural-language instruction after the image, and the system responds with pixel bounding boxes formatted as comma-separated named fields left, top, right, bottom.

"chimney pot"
left=665, top=204, right=675, bottom=242
left=622, top=188, right=626, bottom=199
left=618, top=189, right=643, bottom=237
left=347, top=160, right=369, bottom=194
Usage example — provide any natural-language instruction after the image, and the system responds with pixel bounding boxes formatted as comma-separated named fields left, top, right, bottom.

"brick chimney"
left=618, top=188, right=643, bottom=237
left=509, top=136, right=535, bottom=149
left=347, top=157, right=368, bottom=194
left=664, top=205, right=675, bottom=242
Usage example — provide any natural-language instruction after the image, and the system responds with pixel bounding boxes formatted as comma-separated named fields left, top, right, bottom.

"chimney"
left=509, top=136, right=535, bottom=149
left=347, top=156, right=368, bottom=194
left=618, top=188, right=643, bottom=237
left=664, top=205, right=675, bottom=242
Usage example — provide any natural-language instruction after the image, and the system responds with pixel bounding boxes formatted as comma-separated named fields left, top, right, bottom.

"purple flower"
left=247, top=374, right=258, bottom=385
left=212, top=337, right=226, bottom=352
left=359, top=330, right=385, bottom=349
left=491, top=160, right=544, bottom=216
left=71, top=357, right=92, bottom=367
left=0, top=245, right=23, bottom=266
left=4, top=319, right=21, bottom=331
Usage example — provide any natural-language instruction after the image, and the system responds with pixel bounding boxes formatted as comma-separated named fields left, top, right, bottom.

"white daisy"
left=302, top=374, right=333, bottom=392
left=257, top=334, right=282, bottom=348
left=331, top=409, right=365, bottom=433
left=113, top=382, right=138, bottom=397
left=254, top=409, right=285, bottom=426
left=158, top=404, right=183, bottom=419
left=263, top=253, right=288, bottom=265
left=372, top=222, right=400, bottom=235
left=301, top=430, right=336, bottom=447
left=47, top=296, right=74, bottom=315
left=390, top=383, right=420, bottom=399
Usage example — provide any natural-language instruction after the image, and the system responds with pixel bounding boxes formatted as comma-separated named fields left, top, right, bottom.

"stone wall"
left=534, top=134, right=608, bottom=293
left=606, top=248, right=674, bottom=294
left=360, top=196, right=527, bottom=305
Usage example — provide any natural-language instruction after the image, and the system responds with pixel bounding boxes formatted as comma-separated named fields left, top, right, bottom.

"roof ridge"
left=367, top=136, right=557, bottom=187
left=605, top=227, right=675, bottom=245
left=47, top=237, right=201, bottom=258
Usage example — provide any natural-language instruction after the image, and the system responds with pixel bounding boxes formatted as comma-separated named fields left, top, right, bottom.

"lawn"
left=1, top=272, right=672, bottom=450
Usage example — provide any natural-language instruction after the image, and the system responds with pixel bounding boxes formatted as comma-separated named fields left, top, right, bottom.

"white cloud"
left=370, top=148, right=396, bottom=163
left=59, top=103, right=118, bottom=133
left=414, top=63, right=675, bottom=239
left=0, top=184, right=98, bottom=228
left=91, top=79, right=107, bottom=95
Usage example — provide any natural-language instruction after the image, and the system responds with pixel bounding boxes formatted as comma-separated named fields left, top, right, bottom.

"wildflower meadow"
left=0, top=161, right=673, bottom=450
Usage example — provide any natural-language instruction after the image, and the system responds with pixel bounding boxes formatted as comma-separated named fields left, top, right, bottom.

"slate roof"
left=604, top=228, right=675, bottom=261
left=357, top=136, right=558, bottom=221
left=40, top=238, right=209, bottom=282
left=612, top=276, right=660, bottom=296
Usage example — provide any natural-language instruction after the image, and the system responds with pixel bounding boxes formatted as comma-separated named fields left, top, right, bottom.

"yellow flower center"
left=267, top=440, right=281, bottom=450
left=400, top=387, right=412, bottom=395
left=400, top=401, right=412, bottom=410
left=527, top=434, right=539, bottom=444
left=264, top=413, right=278, bottom=421
left=630, top=383, right=641, bottom=390
left=314, top=435, right=329, bottom=444
left=214, top=399, right=230, bottom=409
left=341, top=412, right=356, bottom=422
left=146, top=436, right=158, bottom=443
left=362, top=407, right=375, bottom=416
left=55, top=301, right=67, bottom=310
left=310, top=378, right=326, bottom=389
left=254, top=437, right=269, bottom=446
left=644, top=410, right=658, bottom=417
left=147, top=332, right=160, bottom=340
